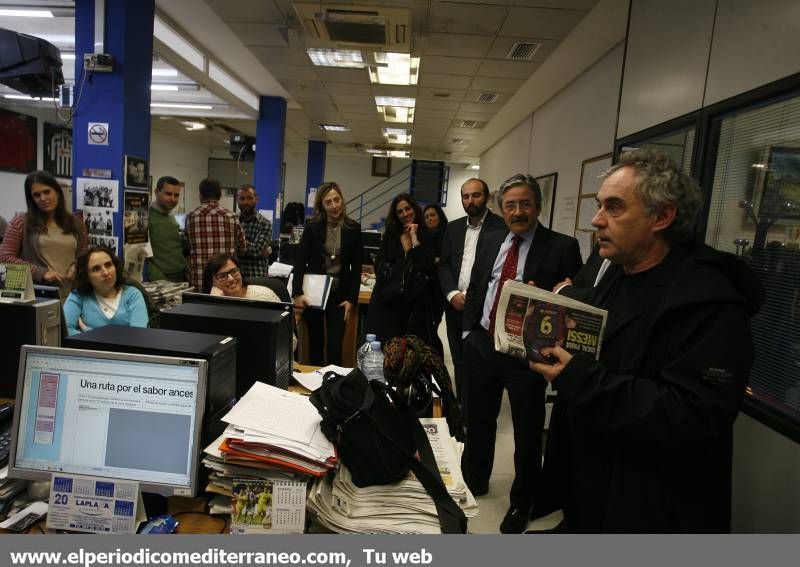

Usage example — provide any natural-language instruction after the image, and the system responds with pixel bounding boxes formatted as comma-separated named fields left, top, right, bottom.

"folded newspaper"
left=494, top=280, right=608, bottom=362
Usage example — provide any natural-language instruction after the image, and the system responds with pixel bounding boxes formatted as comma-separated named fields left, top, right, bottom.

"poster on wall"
left=534, top=172, right=557, bottom=229
left=43, top=122, right=72, bottom=179
left=89, top=235, right=119, bottom=255
left=123, top=192, right=149, bottom=244
left=83, top=207, right=114, bottom=237
left=77, top=177, right=119, bottom=211
left=124, top=155, right=149, bottom=189
left=0, top=108, right=37, bottom=173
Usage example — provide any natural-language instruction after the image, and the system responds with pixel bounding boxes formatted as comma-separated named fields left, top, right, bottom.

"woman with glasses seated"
left=203, top=254, right=297, bottom=349
left=64, top=246, right=148, bottom=335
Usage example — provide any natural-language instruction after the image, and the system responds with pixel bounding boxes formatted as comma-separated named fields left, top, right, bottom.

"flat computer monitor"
left=361, top=230, right=381, bottom=265
left=181, top=290, right=292, bottom=313
left=9, top=345, right=207, bottom=496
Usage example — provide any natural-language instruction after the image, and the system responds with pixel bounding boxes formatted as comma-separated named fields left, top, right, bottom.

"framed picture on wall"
left=43, top=122, right=72, bottom=179
left=534, top=172, right=557, bottom=228
left=753, top=146, right=800, bottom=224
left=0, top=108, right=37, bottom=173
left=124, top=155, right=149, bottom=189
left=371, top=156, right=392, bottom=177
left=574, top=153, right=612, bottom=261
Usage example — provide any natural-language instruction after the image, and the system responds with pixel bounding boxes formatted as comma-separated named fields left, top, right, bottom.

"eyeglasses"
left=213, top=267, right=240, bottom=282
left=502, top=200, right=534, bottom=212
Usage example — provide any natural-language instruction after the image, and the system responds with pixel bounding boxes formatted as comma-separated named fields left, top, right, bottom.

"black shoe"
left=464, top=478, right=488, bottom=497
left=500, top=506, right=530, bottom=534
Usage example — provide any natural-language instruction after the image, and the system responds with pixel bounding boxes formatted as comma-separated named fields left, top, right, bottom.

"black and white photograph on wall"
left=43, top=122, right=72, bottom=179
left=89, top=235, right=119, bottom=255
left=78, top=177, right=118, bottom=211
left=0, top=107, right=37, bottom=173
left=124, top=192, right=149, bottom=244
left=83, top=206, right=114, bottom=237
left=124, top=155, right=149, bottom=189
left=534, top=172, right=558, bottom=229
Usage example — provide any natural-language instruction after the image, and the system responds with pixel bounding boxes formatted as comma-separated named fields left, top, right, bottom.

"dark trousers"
left=305, top=290, right=346, bottom=366
left=444, top=305, right=465, bottom=401
left=462, top=329, right=546, bottom=509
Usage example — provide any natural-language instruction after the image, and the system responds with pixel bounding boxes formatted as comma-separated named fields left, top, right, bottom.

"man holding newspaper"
left=461, top=173, right=581, bottom=533
left=531, top=150, right=762, bottom=533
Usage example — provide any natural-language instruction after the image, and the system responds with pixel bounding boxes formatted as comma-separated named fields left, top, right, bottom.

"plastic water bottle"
left=356, top=333, right=377, bottom=371
left=361, top=341, right=386, bottom=384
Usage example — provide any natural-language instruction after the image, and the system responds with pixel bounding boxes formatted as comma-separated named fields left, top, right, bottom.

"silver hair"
left=497, top=173, right=542, bottom=209
left=605, top=149, right=702, bottom=243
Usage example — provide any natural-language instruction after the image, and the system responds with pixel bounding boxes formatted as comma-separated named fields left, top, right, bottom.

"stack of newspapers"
left=201, top=382, right=337, bottom=529
left=307, top=418, right=479, bottom=534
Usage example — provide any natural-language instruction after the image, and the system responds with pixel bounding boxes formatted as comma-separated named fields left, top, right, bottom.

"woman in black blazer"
left=292, top=182, right=363, bottom=365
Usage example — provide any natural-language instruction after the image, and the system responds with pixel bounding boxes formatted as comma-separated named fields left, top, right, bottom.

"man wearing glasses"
left=461, top=173, right=582, bottom=533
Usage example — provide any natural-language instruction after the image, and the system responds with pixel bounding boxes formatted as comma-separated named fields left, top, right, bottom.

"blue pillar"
left=72, top=0, right=154, bottom=260
left=253, top=96, right=287, bottom=239
left=305, top=140, right=327, bottom=218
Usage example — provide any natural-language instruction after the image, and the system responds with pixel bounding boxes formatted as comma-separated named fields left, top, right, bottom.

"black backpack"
left=310, top=369, right=467, bottom=534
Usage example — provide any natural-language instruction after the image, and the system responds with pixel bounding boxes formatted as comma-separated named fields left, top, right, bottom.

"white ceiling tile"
left=418, top=33, right=494, bottom=58
left=325, top=82, right=375, bottom=96
left=248, top=46, right=307, bottom=66
left=415, top=108, right=457, bottom=119
left=426, top=2, right=509, bottom=35
left=456, top=109, right=500, bottom=120
left=486, top=36, right=559, bottom=61
left=415, top=98, right=461, bottom=111
left=420, top=74, right=473, bottom=89
left=314, top=68, right=371, bottom=84
left=511, top=0, right=598, bottom=9
left=477, top=59, right=540, bottom=79
left=499, top=7, right=588, bottom=39
left=458, top=101, right=506, bottom=113
left=330, top=94, right=375, bottom=107
left=421, top=55, right=483, bottom=76
left=207, top=0, right=285, bottom=23
left=267, top=64, right=320, bottom=80
left=418, top=87, right=467, bottom=101
left=469, top=76, right=526, bottom=92
left=370, top=85, right=419, bottom=98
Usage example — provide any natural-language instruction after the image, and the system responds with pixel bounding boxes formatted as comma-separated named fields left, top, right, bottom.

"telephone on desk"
left=0, top=403, right=14, bottom=467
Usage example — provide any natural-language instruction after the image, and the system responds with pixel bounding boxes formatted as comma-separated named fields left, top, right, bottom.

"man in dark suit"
left=438, top=178, right=505, bottom=401
left=462, top=173, right=582, bottom=533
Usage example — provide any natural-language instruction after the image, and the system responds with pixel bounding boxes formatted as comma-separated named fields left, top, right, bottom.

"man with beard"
left=147, top=176, right=188, bottom=282
left=438, top=178, right=505, bottom=402
left=235, top=184, right=273, bottom=279
left=461, top=173, right=581, bottom=533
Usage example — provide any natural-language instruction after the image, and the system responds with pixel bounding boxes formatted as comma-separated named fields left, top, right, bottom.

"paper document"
left=292, top=365, right=354, bottom=391
left=268, top=262, right=293, bottom=278
left=288, top=274, right=332, bottom=309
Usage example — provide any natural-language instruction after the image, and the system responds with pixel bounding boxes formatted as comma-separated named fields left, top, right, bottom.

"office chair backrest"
left=245, top=276, right=291, bottom=303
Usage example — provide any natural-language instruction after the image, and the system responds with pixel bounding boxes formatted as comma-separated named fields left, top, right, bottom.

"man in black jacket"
left=532, top=149, right=763, bottom=532
left=438, top=178, right=505, bottom=402
left=461, top=173, right=582, bottom=533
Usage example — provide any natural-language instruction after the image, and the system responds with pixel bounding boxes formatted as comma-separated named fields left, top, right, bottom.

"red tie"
left=488, top=235, right=523, bottom=336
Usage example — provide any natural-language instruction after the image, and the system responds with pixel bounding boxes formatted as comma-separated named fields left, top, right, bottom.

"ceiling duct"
left=475, top=92, right=498, bottom=103
left=294, top=3, right=411, bottom=50
left=506, top=42, right=540, bottom=61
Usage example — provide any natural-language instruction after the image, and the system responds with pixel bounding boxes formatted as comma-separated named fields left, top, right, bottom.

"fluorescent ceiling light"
left=319, top=124, right=350, bottom=132
left=154, top=15, right=204, bottom=71
left=150, top=84, right=179, bottom=91
left=181, top=121, right=206, bottom=131
left=368, top=53, right=420, bottom=86
left=388, top=150, right=410, bottom=158
left=0, top=9, right=53, bottom=17
left=378, top=105, right=414, bottom=123
left=366, top=149, right=384, bottom=154
left=208, top=61, right=259, bottom=110
left=306, top=48, right=364, bottom=68
left=152, top=68, right=179, bottom=77
left=382, top=128, right=411, bottom=145
left=151, top=102, right=213, bottom=110
left=468, top=164, right=480, bottom=170
left=375, top=96, right=415, bottom=107
left=4, top=94, right=56, bottom=101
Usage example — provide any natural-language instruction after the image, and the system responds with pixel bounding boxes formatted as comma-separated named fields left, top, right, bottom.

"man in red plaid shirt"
left=184, top=178, right=246, bottom=290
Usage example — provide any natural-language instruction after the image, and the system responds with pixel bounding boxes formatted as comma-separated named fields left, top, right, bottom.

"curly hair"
left=606, top=149, right=702, bottom=243
left=74, top=247, right=125, bottom=295
left=384, top=193, right=422, bottom=236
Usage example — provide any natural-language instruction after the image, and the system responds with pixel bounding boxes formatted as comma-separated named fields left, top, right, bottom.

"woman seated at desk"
left=64, top=246, right=148, bottom=335
left=203, top=254, right=297, bottom=349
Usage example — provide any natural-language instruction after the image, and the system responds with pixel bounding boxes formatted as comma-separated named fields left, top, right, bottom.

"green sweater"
left=147, top=206, right=187, bottom=281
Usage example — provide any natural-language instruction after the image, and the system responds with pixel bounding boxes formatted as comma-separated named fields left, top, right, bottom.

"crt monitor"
left=9, top=345, right=207, bottom=496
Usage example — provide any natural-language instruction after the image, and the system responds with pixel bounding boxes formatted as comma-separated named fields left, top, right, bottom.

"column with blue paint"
left=305, top=140, right=327, bottom=218
left=72, top=0, right=154, bottom=260
left=253, top=96, right=286, bottom=239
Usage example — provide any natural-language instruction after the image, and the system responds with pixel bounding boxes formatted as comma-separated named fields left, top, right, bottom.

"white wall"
left=479, top=115, right=532, bottom=195
left=150, top=131, right=213, bottom=213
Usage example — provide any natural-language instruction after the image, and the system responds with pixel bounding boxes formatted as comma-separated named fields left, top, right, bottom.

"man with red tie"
left=461, top=173, right=582, bottom=533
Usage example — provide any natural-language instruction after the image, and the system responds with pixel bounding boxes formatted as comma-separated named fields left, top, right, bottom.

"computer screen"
left=9, top=345, right=207, bottom=496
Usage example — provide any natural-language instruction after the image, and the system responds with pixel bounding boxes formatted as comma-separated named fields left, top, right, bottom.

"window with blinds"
left=621, top=127, right=696, bottom=174
left=705, top=93, right=800, bottom=434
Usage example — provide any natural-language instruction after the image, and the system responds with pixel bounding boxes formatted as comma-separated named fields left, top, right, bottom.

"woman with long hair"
left=0, top=170, right=87, bottom=292
left=421, top=204, right=449, bottom=354
left=291, top=182, right=362, bottom=365
left=365, top=193, right=440, bottom=347
left=64, top=246, right=148, bottom=335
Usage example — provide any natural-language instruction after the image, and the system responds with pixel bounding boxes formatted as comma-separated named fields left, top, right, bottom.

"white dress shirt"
left=446, top=209, right=490, bottom=303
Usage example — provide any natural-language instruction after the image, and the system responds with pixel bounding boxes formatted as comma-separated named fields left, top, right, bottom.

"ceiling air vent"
left=506, top=41, right=540, bottom=61
left=432, top=92, right=451, bottom=98
left=452, top=138, right=466, bottom=145
left=294, top=3, right=411, bottom=50
left=475, top=92, right=498, bottom=103
left=458, top=120, right=479, bottom=129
